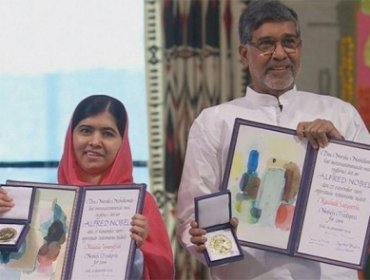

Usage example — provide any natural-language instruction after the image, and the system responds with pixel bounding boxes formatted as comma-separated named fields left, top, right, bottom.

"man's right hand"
left=189, top=217, right=239, bottom=253
left=0, top=188, right=14, bottom=213
left=189, top=221, right=207, bottom=252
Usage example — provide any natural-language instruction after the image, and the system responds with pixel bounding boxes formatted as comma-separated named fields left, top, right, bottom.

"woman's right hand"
left=0, top=188, right=14, bottom=213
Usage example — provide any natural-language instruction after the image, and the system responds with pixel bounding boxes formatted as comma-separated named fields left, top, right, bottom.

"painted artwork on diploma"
left=221, top=118, right=370, bottom=269
left=0, top=186, right=77, bottom=280
left=222, top=119, right=307, bottom=251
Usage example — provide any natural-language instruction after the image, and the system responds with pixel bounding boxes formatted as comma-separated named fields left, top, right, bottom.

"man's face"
left=239, top=21, right=302, bottom=97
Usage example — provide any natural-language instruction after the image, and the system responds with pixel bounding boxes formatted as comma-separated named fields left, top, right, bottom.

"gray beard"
left=263, top=71, right=295, bottom=91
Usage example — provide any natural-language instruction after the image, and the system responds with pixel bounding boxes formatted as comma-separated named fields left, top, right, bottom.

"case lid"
left=195, top=191, right=231, bottom=229
left=0, top=185, right=34, bottom=221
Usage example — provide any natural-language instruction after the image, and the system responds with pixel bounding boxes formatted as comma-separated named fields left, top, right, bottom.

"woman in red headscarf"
left=57, top=95, right=174, bottom=279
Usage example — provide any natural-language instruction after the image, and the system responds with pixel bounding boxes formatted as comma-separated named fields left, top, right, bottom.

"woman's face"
left=72, top=111, right=122, bottom=178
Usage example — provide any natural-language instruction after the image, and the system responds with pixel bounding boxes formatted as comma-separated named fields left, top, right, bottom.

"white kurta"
left=176, top=86, right=370, bottom=280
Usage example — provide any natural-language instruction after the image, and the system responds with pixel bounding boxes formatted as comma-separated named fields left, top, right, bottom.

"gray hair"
left=239, top=0, right=300, bottom=45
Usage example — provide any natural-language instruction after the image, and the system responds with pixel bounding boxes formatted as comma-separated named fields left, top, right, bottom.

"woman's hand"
left=130, top=214, right=149, bottom=248
left=0, top=188, right=14, bottom=213
left=189, top=217, right=239, bottom=253
left=230, top=217, right=239, bottom=231
left=297, top=119, right=343, bottom=149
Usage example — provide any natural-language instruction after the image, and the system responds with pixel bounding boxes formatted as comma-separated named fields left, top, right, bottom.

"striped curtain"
left=144, top=0, right=249, bottom=278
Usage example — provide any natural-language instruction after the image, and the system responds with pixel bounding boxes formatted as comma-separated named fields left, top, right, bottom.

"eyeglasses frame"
left=247, top=37, right=302, bottom=56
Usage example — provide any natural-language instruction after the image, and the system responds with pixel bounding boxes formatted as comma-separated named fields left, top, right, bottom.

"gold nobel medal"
left=0, top=227, right=17, bottom=242
left=209, top=234, right=232, bottom=255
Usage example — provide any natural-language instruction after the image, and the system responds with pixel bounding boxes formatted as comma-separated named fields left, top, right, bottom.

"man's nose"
left=272, top=42, right=288, bottom=59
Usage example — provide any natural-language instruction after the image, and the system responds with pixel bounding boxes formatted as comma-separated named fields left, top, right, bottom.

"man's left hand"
left=297, top=119, right=343, bottom=149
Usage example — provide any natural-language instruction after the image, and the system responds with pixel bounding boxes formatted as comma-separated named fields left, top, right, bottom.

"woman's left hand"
left=130, top=214, right=149, bottom=248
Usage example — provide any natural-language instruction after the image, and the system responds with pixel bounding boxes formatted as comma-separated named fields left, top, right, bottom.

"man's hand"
left=297, top=119, right=343, bottom=149
left=0, top=188, right=14, bottom=213
left=189, top=217, right=239, bottom=253
left=130, top=214, right=149, bottom=248
left=189, top=221, right=207, bottom=252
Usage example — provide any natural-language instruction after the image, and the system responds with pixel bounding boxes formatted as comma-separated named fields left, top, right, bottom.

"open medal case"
left=0, top=185, right=35, bottom=251
left=195, top=190, right=244, bottom=266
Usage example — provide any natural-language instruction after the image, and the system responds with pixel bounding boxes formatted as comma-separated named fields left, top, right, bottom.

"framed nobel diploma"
left=65, top=184, right=146, bottom=280
left=0, top=185, right=35, bottom=251
left=0, top=181, right=146, bottom=280
left=195, top=190, right=244, bottom=266
left=221, top=118, right=370, bottom=269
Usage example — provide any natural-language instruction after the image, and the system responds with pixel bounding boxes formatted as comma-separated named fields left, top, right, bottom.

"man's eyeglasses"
left=247, top=36, right=302, bottom=56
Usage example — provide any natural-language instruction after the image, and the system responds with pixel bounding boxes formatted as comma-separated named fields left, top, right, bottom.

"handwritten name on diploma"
left=336, top=241, right=361, bottom=253
left=86, top=197, right=134, bottom=212
left=87, top=198, right=134, bottom=204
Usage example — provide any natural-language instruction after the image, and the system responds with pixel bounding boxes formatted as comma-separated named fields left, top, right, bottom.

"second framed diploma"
left=221, top=118, right=370, bottom=269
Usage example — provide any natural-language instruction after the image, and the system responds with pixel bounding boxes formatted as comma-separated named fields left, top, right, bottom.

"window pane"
left=0, top=71, right=148, bottom=162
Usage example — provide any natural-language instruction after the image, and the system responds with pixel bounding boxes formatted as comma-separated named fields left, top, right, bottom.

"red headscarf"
left=58, top=102, right=174, bottom=279
left=58, top=115, right=133, bottom=185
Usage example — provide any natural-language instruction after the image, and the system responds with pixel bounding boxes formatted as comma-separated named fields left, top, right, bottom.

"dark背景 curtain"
left=144, top=0, right=248, bottom=278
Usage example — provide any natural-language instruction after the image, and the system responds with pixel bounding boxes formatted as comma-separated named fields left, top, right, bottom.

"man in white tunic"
left=176, top=0, right=370, bottom=279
